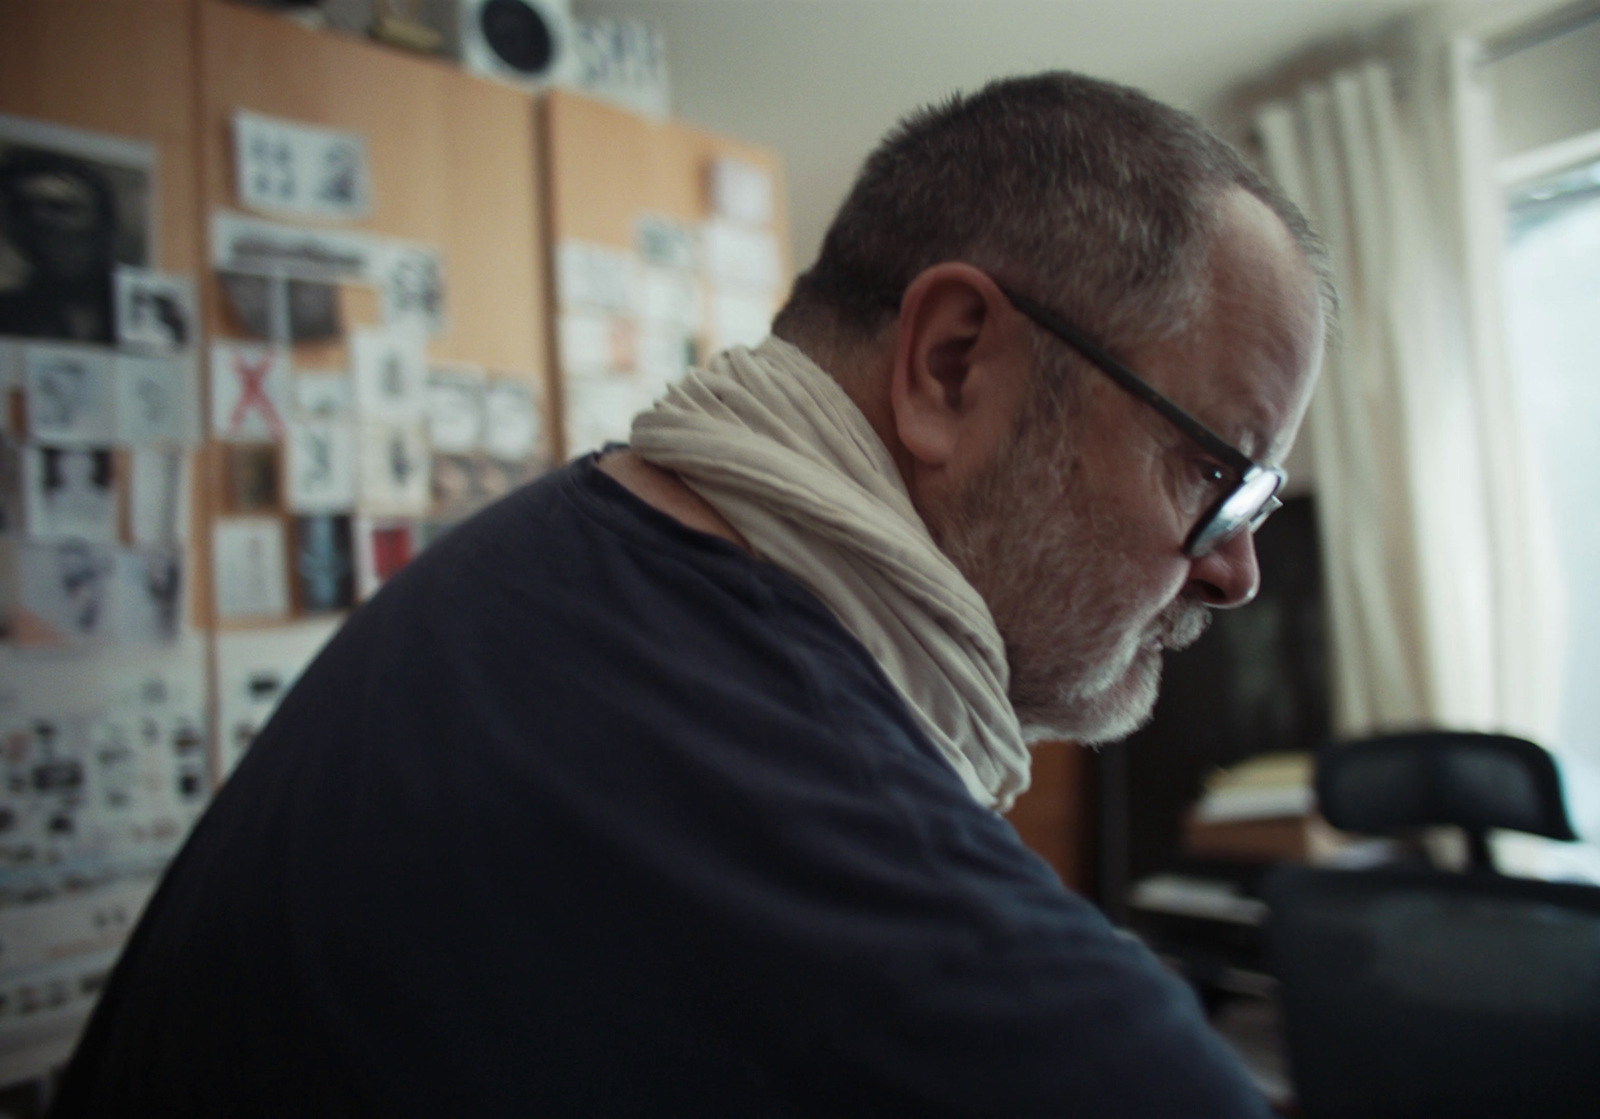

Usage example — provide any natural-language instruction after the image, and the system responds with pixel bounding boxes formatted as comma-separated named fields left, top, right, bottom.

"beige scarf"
left=630, top=337, right=1030, bottom=812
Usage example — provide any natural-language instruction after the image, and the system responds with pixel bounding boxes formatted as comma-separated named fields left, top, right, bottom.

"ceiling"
left=576, top=0, right=1559, bottom=267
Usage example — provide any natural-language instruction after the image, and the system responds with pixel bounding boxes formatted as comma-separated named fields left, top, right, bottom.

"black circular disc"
left=479, top=0, right=555, bottom=76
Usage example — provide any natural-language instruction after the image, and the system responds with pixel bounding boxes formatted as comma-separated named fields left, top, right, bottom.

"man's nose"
left=1184, top=529, right=1261, bottom=608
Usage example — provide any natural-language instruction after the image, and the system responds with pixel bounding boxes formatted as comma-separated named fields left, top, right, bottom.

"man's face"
left=927, top=191, right=1324, bottom=744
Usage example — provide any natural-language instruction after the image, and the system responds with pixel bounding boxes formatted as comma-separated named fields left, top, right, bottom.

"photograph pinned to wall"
left=291, top=514, right=354, bottom=614
left=701, top=219, right=781, bottom=293
left=559, top=310, right=637, bottom=379
left=212, top=515, right=288, bottom=621
left=24, top=344, right=115, bottom=445
left=638, top=266, right=701, bottom=334
left=483, top=378, right=542, bottom=464
left=14, top=539, right=114, bottom=645
left=708, top=157, right=774, bottom=227
left=635, top=215, right=697, bottom=272
left=352, top=325, right=426, bottom=424
left=110, top=548, right=183, bottom=645
left=211, top=342, right=289, bottom=442
left=233, top=110, right=370, bottom=222
left=292, top=370, right=352, bottom=420
left=218, top=271, right=341, bottom=343
left=564, top=377, right=639, bottom=457
left=114, top=352, right=198, bottom=445
left=128, top=448, right=189, bottom=548
left=376, top=243, right=445, bottom=337
left=430, top=453, right=484, bottom=520
left=285, top=420, right=356, bottom=514
left=0, top=114, right=155, bottom=345
left=215, top=620, right=339, bottom=779
left=476, top=456, right=538, bottom=505
left=113, top=267, right=195, bottom=352
left=358, top=423, right=429, bottom=515
left=210, top=211, right=372, bottom=285
left=22, top=445, right=115, bottom=542
left=223, top=445, right=279, bottom=514
left=555, top=241, right=635, bottom=313
left=638, top=324, right=694, bottom=390
left=425, top=364, right=484, bottom=454
left=356, top=516, right=415, bottom=600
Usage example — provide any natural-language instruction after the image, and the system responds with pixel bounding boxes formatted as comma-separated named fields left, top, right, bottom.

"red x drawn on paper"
left=228, top=350, right=283, bottom=437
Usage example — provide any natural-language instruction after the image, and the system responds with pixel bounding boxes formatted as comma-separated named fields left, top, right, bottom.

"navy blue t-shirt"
left=52, top=456, right=1271, bottom=1117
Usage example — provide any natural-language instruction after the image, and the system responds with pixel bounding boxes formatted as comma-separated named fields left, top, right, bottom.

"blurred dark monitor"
left=1102, top=494, right=1330, bottom=917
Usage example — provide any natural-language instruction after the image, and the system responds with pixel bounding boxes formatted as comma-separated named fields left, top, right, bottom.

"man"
left=53, top=73, right=1326, bottom=1116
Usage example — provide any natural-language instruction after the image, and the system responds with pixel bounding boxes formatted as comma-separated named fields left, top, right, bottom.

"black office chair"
left=1263, top=732, right=1600, bottom=1119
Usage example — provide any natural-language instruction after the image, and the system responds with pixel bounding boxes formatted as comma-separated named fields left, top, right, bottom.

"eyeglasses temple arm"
left=997, top=284, right=1259, bottom=476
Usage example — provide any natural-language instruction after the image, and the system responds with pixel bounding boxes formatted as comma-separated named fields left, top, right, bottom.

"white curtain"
left=1251, top=37, right=1564, bottom=752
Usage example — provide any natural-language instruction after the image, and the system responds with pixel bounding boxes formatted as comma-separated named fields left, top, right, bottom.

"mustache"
left=1158, top=603, right=1211, bottom=651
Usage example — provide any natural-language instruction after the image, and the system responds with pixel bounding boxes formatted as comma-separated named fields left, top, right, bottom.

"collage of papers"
left=0, top=105, right=549, bottom=1052
left=558, top=155, right=782, bottom=451
left=0, top=114, right=197, bottom=652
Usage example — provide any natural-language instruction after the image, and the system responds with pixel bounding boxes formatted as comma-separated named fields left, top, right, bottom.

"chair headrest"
left=1317, top=732, right=1578, bottom=841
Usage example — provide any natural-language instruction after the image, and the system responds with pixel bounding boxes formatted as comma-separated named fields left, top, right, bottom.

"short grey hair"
left=773, top=72, right=1333, bottom=380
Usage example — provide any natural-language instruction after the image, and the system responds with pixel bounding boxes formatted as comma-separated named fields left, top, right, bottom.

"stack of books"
left=1182, top=753, right=1346, bottom=864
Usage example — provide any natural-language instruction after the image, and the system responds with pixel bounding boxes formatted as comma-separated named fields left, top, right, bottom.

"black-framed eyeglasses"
left=995, top=282, right=1285, bottom=559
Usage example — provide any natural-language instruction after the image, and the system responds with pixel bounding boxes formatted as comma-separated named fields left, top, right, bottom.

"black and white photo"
left=24, top=343, right=115, bottom=445
left=0, top=114, right=155, bottom=344
left=113, top=266, right=195, bottom=352
left=115, top=352, right=196, bottom=445
left=111, top=547, right=183, bottom=644
left=23, top=445, right=116, bottom=541
left=233, top=110, right=370, bottom=222
left=16, top=538, right=113, bottom=644
left=292, top=514, right=354, bottom=613
left=285, top=420, right=356, bottom=514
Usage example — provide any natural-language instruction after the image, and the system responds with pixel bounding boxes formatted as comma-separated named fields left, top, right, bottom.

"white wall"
left=575, top=0, right=1461, bottom=274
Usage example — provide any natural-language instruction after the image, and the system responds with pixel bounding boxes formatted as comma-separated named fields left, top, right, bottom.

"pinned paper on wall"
left=285, top=421, right=357, bottom=513
left=212, top=516, right=289, bottom=621
left=352, top=326, right=427, bottom=424
left=482, top=379, right=541, bottom=463
left=291, top=514, right=355, bottom=614
left=115, top=353, right=198, bottom=445
left=376, top=244, right=446, bottom=337
left=709, top=158, right=774, bottom=227
left=233, top=110, right=370, bottom=221
left=638, top=266, right=700, bottom=332
left=291, top=371, right=352, bottom=420
left=701, top=220, right=781, bottom=292
left=114, top=268, right=197, bottom=353
left=25, top=344, right=116, bottom=446
left=430, top=453, right=484, bottom=519
left=635, top=215, right=697, bottom=272
left=556, top=241, right=635, bottom=313
left=109, top=548, right=183, bottom=645
left=564, top=378, right=644, bottom=458
left=356, top=517, right=416, bottom=600
left=14, top=539, right=115, bottom=645
left=211, top=342, right=289, bottom=442
left=710, top=287, right=774, bottom=352
left=425, top=365, right=485, bottom=454
left=22, top=445, right=116, bottom=543
left=129, top=448, right=189, bottom=548
left=214, top=619, right=339, bottom=778
left=222, top=445, right=279, bottom=514
left=358, top=424, right=429, bottom=514
left=559, top=311, right=637, bottom=379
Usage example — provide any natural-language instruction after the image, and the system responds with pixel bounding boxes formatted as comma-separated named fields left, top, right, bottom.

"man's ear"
left=889, top=263, right=1029, bottom=473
